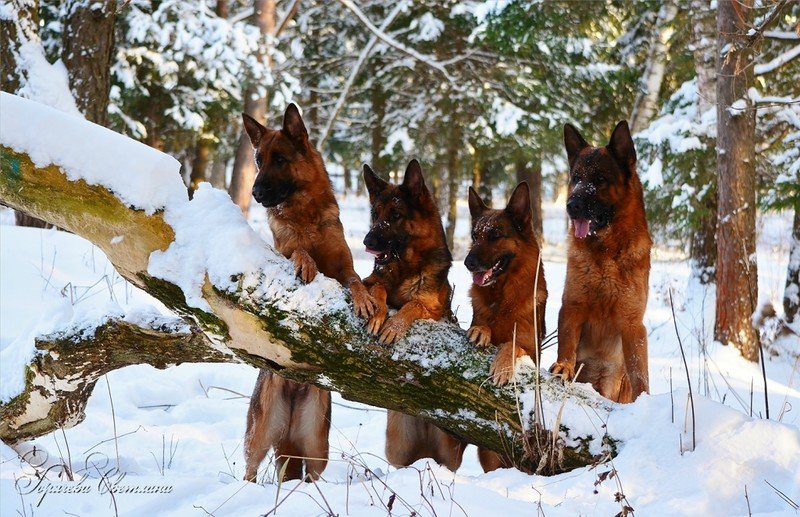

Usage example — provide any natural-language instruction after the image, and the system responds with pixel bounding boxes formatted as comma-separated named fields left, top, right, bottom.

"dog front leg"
left=550, top=305, right=583, bottom=380
left=378, top=299, right=432, bottom=344
left=620, top=322, right=649, bottom=401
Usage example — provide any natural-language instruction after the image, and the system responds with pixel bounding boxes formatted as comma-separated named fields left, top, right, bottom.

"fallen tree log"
left=0, top=98, right=616, bottom=474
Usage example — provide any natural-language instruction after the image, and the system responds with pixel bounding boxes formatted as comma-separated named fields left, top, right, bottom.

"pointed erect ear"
left=607, top=120, right=637, bottom=173
left=242, top=113, right=266, bottom=148
left=468, top=186, right=489, bottom=220
left=402, top=159, right=427, bottom=197
left=282, top=103, right=308, bottom=145
left=363, top=164, right=388, bottom=201
left=564, top=123, right=589, bottom=168
left=506, top=182, right=532, bottom=232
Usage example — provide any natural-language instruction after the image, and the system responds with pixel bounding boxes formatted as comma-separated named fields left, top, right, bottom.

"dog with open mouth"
left=361, top=160, right=467, bottom=472
left=550, top=121, right=652, bottom=404
left=465, top=182, right=547, bottom=472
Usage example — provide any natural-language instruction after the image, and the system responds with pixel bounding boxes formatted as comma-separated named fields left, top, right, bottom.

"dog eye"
left=489, top=230, right=503, bottom=241
left=272, top=153, right=286, bottom=165
left=391, top=211, right=402, bottom=221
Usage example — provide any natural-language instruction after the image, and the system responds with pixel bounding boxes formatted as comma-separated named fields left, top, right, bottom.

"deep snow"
left=1, top=191, right=799, bottom=515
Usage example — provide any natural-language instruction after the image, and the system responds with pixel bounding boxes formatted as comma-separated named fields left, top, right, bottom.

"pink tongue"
left=573, top=219, right=590, bottom=239
left=472, top=270, right=491, bottom=286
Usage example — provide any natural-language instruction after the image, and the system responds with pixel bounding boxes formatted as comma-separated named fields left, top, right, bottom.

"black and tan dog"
left=550, top=121, right=651, bottom=404
left=362, top=160, right=466, bottom=471
left=241, top=104, right=378, bottom=482
left=465, top=182, right=547, bottom=471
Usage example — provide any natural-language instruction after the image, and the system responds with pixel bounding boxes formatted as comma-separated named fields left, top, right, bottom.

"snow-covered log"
left=0, top=93, right=615, bottom=474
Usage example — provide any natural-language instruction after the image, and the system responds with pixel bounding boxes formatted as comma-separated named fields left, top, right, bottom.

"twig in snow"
left=765, top=479, right=799, bottom=509
left=104, top=375, right=121, bottom=471
left=669, top=289, right=695, bottom=452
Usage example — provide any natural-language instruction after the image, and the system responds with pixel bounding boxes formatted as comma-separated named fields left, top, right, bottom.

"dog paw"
left=291, top=249, right=318, bottom=284
left=350, top=282, right=378, bottom=319
left=378, top=314, right=411, bottom=345
left=367, top=309, right=387, bottom=336
left=467, top=325, right=492, bottom=348
left=549, top=360, right=576, bottom=381
left=489, top=344, right=517, bottom=386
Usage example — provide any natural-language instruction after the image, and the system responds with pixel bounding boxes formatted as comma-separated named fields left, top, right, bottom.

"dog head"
left=243, top=104, right=318, bottom=208
left=465, top=182, right=533, bottom=287
left=362, top=160, right=438, bottom=266
left=563, top=120, right=637, bottom=239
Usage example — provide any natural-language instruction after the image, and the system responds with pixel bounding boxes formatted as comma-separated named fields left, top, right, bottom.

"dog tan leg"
left=293, top=387, right=331, bottom=481
left=386, top=411, right=424, bottom=467
left=244, top=370, right=288, bottom=482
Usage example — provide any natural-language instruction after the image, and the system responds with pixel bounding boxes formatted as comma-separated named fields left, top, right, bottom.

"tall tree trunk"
left=370, top=84, right=387, bottom=175
left=61, top=0, right=117, bottom=126
left=689, top=0, right=718, bottom=283
left=188, top=138, right=211, bottom=198
left=630, top=0, right=678, bottom=133
left=715, top=0, right=760, bottom=361
left=208, top=152, right=227, bottom=190
left=785, top=201, right=800, bottom=324
left=515, top=153, right=544, bottom=239
left=228, top=0, right=275, bottom=214
left=445, top=121, right=462, bottom=249
left=216, top=0, right=229, bottom=18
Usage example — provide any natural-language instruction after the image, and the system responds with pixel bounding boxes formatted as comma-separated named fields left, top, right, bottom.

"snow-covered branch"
left=317, top=2, right=405, bottom=147
left=335, top=0, right=454, bottom=82
left=745, top=0, right=793, bottom=48
left=755, top=44, right=800, bottom=75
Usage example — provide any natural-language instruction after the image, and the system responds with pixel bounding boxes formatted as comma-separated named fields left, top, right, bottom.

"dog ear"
left=363, top=164, right=388, bottom=201
left=402, top=159, right=428, bottom=198
left=468, top=186, right=489, bottom=221
left=282, top=103, right=308, bottom=146
left=242, top=113, right=266, bottom=148
left=607, top=120, right=637, bottom=174
left=506, top=182, right=532, bottom=233
left=563, top=123, right=589, bottom=168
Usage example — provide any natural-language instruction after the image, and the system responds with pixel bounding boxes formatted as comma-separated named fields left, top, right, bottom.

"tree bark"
left=228, top=0, right=275, bottom=214
left=785, top=201, right=800, bottom=324
left=0, top=145, right=616, bottom=474
left=0, top=0, right=39, bottom=94
left=715, top=0, right=760, bottom=361
left=515, top=153, right=544, bottom=240
left=370, top=83, right=387, bottom=175
left=188, top=138, right=212, bottom=197
left=208, top=152, right=228, bottom=190
left=688, top=0, right=718, bottom=283
left=630, top=0, right=678, bottom=133
left=445, top=121, right=461, bottom=249
left=61, top=0, right=117, bottom=126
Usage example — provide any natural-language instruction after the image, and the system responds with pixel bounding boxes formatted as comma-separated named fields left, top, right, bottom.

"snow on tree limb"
left=335, top=0, right=455, bottom=82
left=0, top=94, right=615, bottom=473
left=755, top=44, right=800, bottom=75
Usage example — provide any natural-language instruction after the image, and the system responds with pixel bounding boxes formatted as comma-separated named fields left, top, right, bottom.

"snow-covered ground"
left=1, top=195, right=799, bottom=516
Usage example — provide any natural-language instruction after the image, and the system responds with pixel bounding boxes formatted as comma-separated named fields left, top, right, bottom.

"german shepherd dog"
left=362, top=160, right=466, bottom=471
left=465, top=182, right=547, bottom=471
left=550, top=121, right=651, bottom=403
left=241, top=104, right=378, bottom=481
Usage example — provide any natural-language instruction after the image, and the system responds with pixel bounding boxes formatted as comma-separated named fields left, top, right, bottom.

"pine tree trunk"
left=785, top=201, right=800, bottom=324
left=208, top=152, right=227, bottom=189
left=630, top=0, right=678, bottom=133
left=370, top=84, right=387, bottom=174
left=515, top=153, right=544, bottom=239
left=715, top=0, right=760, bottom=361
left=189, top=138, right=211, bottom=198
left=216, top=0, right=229, bottom=18
left=689, top=0, right=718, bottom=283
left=445, top=122, right=461, bottom=249
left=0, top=0, right=39, bottom=93
left=228, top=0, right=274, bottom=214
left=61, top=0, right=117, bottom=126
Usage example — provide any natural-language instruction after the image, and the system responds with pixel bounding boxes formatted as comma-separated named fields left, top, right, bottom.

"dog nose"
left=364, top=231, right=378, bottom=249
left=464, top=253, right=479, bottom=271
left=566, top=197, right=584, bottom=218
left=252, top=183, right=265, bottom=202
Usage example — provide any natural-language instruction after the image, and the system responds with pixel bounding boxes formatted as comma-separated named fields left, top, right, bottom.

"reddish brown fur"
left=362, top=161, right=466, bottom=471
left=465, top=182, right=547, bottom=472
left=242, top=105, right=379, bottom=482
left=550, top=121, right=651, bottom=404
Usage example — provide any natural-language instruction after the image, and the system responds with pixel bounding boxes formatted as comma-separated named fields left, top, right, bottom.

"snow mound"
left=0, top=93, right=185, bottom=214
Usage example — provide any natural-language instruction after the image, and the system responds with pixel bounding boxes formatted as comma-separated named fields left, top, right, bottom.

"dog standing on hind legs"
left=362, top=160, right=467, bottom=471
left=550, top=120, right=651, bottom=404
left=465, top=182, right=547, bottom=472
left=241, top=104, right=379, bottom=482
